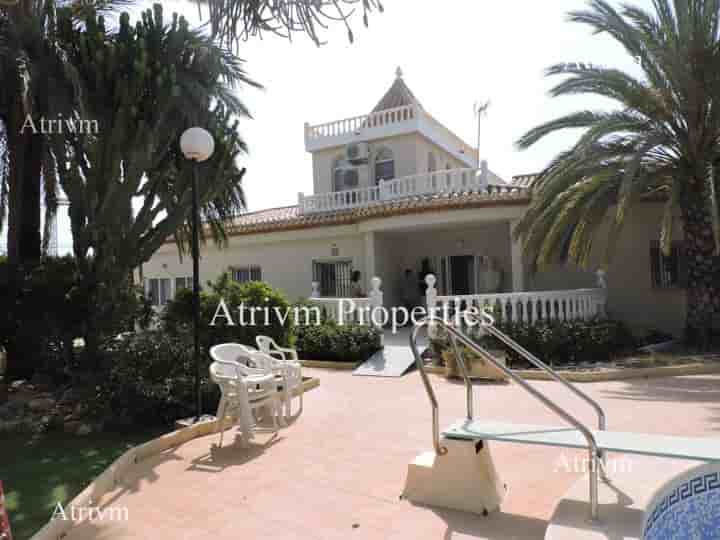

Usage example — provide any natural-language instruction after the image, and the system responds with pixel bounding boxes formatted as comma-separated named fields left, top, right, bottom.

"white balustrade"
left=300, top=184, right=383, bottom=213
left=305, top=105, right=417, bottom=142
left=299, top=168, right=527, bottom=214
left=424, top=274, right=608, bottom=325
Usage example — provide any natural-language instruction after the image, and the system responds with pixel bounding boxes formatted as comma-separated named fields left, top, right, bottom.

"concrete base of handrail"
left=402, top=436, right=506, bottom=516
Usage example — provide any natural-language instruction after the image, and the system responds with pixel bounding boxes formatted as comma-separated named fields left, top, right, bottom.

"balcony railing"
left=304, top=105, right=477, bottom=162
left=305, top=105, right=418, bottom=146
left=298, top=168, right=528, bottom=214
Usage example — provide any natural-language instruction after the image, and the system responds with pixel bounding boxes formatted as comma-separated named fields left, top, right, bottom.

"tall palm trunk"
left=19, top=136, right=42, bottom=265
left=682, top=179, right=720, bottom=343
left=3, top=66, right=43, bottom=378
left=5, top=2, right=43, bottom=270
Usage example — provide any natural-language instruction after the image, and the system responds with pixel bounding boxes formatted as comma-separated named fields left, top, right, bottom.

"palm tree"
left=0, top=0, right=383, bottom=268
left=0, top=0, right=55, bottom=268
left=43, top=4, right=260, bottom=362
left=515, top=0, right=720, bottom=343
left=200, top=0, right=384, bottom=50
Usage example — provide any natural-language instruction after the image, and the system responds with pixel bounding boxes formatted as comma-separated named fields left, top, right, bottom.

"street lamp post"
left=180, top=127, right=215, bottom=423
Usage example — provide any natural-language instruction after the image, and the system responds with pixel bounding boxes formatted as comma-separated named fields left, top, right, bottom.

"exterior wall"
left=142, top=206, right=525, bottom=308
left=529, top=202, right=687, bottom=336
left=415, top=135, right=467, bottom=173
left=311, top=133, right=430, bottom=195
left=143, top=226, right=366, bottom=303
left=373, top=233, right=403, bottom=308
left=143, top=201, right=686, bottom=337
left=375, top=222, right=514, bottom=304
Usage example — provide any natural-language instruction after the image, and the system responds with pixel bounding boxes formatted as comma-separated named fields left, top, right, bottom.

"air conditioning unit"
left=333, top=160, right=364, bottom=191
left=339, top=167, right=360, bottom=189
left=345, top=142, right=369, bottom=164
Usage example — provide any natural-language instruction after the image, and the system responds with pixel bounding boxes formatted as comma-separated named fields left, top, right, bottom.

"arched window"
left=427, top=152, right=437, bottom=173
left=332, top=155, right=359, bottom=192
left=374, top=147, right=395, bottom=184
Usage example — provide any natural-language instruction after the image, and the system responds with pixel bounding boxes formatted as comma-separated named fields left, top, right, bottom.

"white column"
left=510, top=219, right=524, bottom=292
left=364, top=231, right=376, bottom=295
left=369, top=277, right=384, bottom=338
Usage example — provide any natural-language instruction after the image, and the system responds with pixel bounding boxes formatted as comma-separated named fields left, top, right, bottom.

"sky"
left=1, top=0, right=652, bottom=253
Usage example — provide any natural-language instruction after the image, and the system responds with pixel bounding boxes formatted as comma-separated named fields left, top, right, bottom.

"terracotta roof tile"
left=511, top=173, right=540, bottom=188
left=226, top=189, right=530, bottom=237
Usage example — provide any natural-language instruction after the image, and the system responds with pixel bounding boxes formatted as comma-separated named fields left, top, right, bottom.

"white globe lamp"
left=180, top=127, right=215, bottom=162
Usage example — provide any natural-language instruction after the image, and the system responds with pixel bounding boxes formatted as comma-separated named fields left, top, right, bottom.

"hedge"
left=432, top=318, right=636, bottom=368
left=295, top=322, right=382, bottom=363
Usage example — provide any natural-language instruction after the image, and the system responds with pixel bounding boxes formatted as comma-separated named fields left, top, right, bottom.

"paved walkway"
left=65, top=371, right=720, bottom=540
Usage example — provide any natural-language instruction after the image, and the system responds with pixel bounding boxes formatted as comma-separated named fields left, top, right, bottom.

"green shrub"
left=92, top=330, right=219, bottom=427
left=483, top=318, right=636, bottom=367
left=432, top=318, right=636, bottom=368
left=163, top=274, right=293, bottom=349
left=295, top=321, right=382, bottom=363
left=0, top=256, right=151, bottom=379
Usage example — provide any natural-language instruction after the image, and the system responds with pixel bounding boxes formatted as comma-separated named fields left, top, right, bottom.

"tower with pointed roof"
left=370, top=67, right=423, bottom=113
left=304, top=68, right=481, bottom=196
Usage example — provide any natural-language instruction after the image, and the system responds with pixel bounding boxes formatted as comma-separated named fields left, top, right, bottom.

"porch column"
left=509, top=219, right=524, bottom=292
left=364, top=231, right=376, bottom=293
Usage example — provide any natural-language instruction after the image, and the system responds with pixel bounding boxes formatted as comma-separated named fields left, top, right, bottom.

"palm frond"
left=516, top=0, right=720, bottom=279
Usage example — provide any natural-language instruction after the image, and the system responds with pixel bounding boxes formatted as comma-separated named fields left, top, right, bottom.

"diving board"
left=443, top=420, right=720, bottom=462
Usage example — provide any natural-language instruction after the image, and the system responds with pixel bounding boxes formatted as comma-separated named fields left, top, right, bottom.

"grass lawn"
left=0, top=430, right=162, bottom=540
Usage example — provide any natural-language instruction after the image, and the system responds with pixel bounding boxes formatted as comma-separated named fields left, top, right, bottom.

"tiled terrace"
left=64, top=370, right=720, bottom=540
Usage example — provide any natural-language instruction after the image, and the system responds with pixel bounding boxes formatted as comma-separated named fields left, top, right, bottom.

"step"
left=443, top=420, right=720, bottom=462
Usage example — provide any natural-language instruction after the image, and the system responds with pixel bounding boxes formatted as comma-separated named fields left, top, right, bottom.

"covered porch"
left=307, top=210, right=607, bottom=326
left=364, top=216, right=526, bottom=311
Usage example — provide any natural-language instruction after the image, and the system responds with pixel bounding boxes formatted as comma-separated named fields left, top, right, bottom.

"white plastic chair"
left=256, top=336, right=300, bottom=362
left=255, top=336, right=304, bottom=418
left=209, top=345, right=282, bottom=448
left=213, top=343, right=289, bottom=427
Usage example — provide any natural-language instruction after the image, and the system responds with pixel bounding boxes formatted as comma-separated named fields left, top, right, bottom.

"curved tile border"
left=28, top=377, right=319, bottom=540
left=643, top=462, right=720, bottom=540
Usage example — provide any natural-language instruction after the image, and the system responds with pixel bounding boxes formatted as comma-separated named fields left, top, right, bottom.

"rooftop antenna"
left=474, top=100, right=490, bottom=168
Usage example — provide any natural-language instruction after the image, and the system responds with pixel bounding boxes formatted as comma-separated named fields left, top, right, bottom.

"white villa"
left=143, top=69, right=687, bottom=336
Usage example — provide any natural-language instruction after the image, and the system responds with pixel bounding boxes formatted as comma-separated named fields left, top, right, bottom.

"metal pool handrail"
left=409, top=318, right=602, bottom=523
left=481, top=322, right=607, bottom=433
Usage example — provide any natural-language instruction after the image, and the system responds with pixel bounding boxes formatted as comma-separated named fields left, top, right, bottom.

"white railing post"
left=378, top=179, right=387, bottom=201
left=298, top=192, right=305, bottom=212
left=425, top=274, right=438, bottom=318
left=311, top=281, right=320, bottom=298
left=425, top=274, right=438, bottom=339
left=370, top=276, right=384, bottom=344
left=596, top=269, right=608, bottom=318
left=370, top=276, right=383, bottom=312
left=480, top=160, right=489, bottom=191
